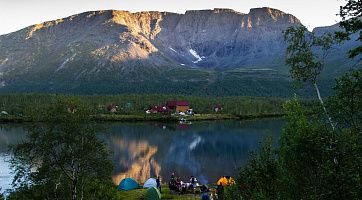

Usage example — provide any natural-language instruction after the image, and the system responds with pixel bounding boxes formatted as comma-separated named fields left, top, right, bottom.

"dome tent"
left=217, top=176, right=235, bottom=186
left=117, top=178, right=139, bottom=191
left=143, top=178, right=157, bottom=189
left=145, top=187, right=161, bottom=200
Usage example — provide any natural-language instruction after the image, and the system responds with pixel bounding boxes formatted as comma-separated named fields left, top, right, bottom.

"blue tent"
left=117, top=178, right=139, bottom=191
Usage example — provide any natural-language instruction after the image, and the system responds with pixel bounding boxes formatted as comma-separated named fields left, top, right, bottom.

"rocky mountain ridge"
left=0, top=8, right=358, bottom=96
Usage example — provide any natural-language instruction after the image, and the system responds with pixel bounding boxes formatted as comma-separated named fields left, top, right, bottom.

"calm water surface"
left=0, top=119, right=284, bottom=192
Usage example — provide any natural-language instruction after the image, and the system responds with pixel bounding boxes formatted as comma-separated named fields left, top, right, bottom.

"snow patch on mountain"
left=0, top=58, right=8, bottom=66
left=189, top=49, right=202, bottom=63
left=169, top=47, right=177, bottom=53
left=56, top=53, right=77, bottom=72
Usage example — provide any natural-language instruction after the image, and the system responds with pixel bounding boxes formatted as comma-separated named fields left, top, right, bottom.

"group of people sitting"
left=168, top=173, right=207, bottom=194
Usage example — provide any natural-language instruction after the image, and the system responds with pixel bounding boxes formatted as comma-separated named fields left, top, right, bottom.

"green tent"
left=144, top=187, right=161, bottom=200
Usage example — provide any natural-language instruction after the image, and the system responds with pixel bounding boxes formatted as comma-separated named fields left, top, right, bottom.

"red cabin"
left=166, top=100, right=190, bottom=113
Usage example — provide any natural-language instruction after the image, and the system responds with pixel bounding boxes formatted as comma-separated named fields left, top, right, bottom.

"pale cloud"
left=0, top=0, right=346, bottom=35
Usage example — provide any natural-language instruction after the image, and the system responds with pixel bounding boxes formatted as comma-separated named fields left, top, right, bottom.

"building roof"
left=107, top=104, right=116, bottom=111
left=167, top=100, right=190, bottom=107
left=149, top=105, right=169, bottom=113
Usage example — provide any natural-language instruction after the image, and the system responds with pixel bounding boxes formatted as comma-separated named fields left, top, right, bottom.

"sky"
left=0, top=0, right=346, bottom=35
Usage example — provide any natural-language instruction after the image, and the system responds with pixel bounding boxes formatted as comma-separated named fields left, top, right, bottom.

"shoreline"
left=0, top=113, right=285, bottom=123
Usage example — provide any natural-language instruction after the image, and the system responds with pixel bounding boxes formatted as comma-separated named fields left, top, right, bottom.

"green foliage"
left=112, top=186, right=195, bottom=200
left=225, top=89, right=362, bottom=199
left=284, top=26, right=334, bottom=85
left=0, top=66, right=301, bottom=97
left=284, top=25, right=336, bottom=129
left=7, top=185, right=49, bottom=200
left=7, top=180, right=119, bottom=200
left=235, top=137, right=280, bottom=200
left=339, top=0, right=362, bottom=58
left=279, top=97, right=337, bottom=199
left=8, top=97, right=113, bottom=200
left=83, top=180, right=119, bottom=200
left=280, top=97, right=362, bottom=199
left=223, top=184, right=244, bottom=200
left=327, top=68, right=362, bottom=132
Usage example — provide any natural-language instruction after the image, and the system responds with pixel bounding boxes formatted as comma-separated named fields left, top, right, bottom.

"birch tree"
left=284, top=26, right=335, bottom=129
left=9, top=97, right=113, bottom=200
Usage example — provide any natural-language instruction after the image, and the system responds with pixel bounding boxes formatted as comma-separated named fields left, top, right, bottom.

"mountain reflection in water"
left=100, top=119, right=283, bottom=185
left=110, top=139, right=161, bottom=185
left=0, top=120, right=283, bottom=190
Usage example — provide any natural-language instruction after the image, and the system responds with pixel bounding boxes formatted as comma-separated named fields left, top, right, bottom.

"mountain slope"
left=0, top=8, right=359, bottom=96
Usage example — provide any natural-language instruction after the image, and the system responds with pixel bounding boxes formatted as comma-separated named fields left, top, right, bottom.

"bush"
left=225, top=95, right=362, bottom=199
left=224, top=137, right=280, bottom=200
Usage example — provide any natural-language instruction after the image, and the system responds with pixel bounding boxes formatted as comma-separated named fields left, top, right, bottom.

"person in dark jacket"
left=169, top=173, right=177, bottom=191
left=200, top=184, right=209, bottom=193
left=190, top=176, right=198, bottom=187
left=171, top=172, right=175, bottom=182
left=217, top=182, right=224, bottom=200
left=156, top=176, right=162, bottom=193
left=175, top=177, right=181, bottom=191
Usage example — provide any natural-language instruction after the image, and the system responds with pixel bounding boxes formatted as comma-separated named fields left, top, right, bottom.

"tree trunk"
left=80, top=177, right=84, bottom=200
left=313, top=83, right=335, bottom=130
left=54, top=174, right=62, bottom=199
left=71, top=178, right=77, bottom=200
left=71, top=158, right=78, bottom=200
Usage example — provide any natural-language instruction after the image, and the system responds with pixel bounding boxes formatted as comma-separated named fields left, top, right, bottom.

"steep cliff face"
left=0, top=8, right=357, bottom=95
left=152, top=7, right=300, bottom=67
left=0, top=8, right=300, bottom=72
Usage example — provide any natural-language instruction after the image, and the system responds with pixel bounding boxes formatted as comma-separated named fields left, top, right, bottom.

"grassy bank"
left=0, top=113, right=286, bottom=123
left=0, top=94, right=316, bottom=123
left=115, top=185, right=206, bottom=200
left=95, top=113, right=239, bottom=122
left=95, top=113, right=286, bottom=122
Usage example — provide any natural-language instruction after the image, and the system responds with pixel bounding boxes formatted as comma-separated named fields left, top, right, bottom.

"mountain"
left=0, top=8, right=359, bottom=96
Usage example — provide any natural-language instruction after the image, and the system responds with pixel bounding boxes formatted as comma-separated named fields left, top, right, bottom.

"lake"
left=0, top=119, right=284, bottom=193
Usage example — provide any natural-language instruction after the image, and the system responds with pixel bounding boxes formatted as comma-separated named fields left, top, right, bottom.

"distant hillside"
left=0, top=8, right=359, bottom=96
